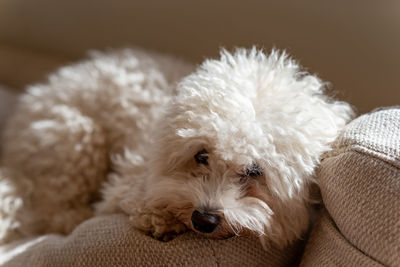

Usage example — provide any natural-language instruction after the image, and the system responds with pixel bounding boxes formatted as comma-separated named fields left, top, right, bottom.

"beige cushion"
left=0, top=214, right=303, bottom=267
left=2, top=107, right=398, bottom=266
left=301, top=107, right=400, bottom=267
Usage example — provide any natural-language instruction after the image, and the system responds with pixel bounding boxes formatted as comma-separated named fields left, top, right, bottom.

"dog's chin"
left=190, top=226, right=236, bottom=240
left=187, top=217, right=253, bottom=239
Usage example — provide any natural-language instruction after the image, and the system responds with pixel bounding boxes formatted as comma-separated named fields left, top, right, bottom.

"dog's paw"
left=130, top=210, right=187, bottom=242
left=150, top=221, right=187, bottom=241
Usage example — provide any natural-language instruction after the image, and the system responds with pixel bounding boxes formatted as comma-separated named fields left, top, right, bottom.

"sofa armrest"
left=301, top=107, right=400, bottom=267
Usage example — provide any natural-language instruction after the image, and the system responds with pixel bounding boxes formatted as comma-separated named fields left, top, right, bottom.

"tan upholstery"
left=301, top=209, right=383, bottom=267
left=1, top=107, right=398, bottom=266
left=0, top=214, right=303, bottom=267
left=301, top=107, right=400, bottom=267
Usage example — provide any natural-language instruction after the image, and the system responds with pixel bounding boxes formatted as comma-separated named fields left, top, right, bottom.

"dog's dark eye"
left=194, top=149, right=208, bottom=165
left=244, top=164, right=263, bottom=178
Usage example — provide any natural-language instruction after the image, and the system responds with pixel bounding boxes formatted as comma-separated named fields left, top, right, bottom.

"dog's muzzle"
left=191, top=210, right=221, bottom=233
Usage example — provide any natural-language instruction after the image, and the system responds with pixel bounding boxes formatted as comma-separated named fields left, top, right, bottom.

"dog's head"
left=144, top=48, right=353, bottom=246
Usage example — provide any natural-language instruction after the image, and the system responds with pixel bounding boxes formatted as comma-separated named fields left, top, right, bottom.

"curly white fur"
left=0, top=48, right=354, bottom=247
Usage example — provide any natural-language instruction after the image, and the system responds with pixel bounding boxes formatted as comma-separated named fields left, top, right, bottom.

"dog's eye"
left=244, top=164, right=263, bottom=178
left=194, top=149, right=208, bottom=165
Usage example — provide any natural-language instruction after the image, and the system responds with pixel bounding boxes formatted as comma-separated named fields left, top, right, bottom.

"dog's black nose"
left=191, top=210, right=221, bottom=233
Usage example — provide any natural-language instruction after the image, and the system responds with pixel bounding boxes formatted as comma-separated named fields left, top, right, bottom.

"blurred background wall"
left=0, top=0, right=399, bottom=113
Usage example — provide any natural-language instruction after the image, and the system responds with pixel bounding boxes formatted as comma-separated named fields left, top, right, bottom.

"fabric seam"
left=206, top=238, right=220, bottom=267
left=322, top=209, right=387, bottom=267
left=322, top=144, right=399, bottom=170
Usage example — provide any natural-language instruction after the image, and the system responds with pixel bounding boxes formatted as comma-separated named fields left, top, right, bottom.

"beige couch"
left=0, top=106, right=398, bottom=266
left=301, top=107, right=400, bottom=267
left=0, top=1, right=399, bottom=266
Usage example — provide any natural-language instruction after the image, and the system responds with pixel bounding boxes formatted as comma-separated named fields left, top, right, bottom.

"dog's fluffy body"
left=0, top=48, right=353, bottom=246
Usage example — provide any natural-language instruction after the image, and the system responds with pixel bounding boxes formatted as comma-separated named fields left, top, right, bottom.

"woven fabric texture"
left=1, top=214, right=303, bottom=267
left=1, top=107, right=398, bottom=266
left=301, top=107, right=400, bottom=267
left=300, top=208, right=383, bottom=267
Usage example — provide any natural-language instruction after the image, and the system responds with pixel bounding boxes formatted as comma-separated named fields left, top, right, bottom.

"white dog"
left=0, top=48, right=353, bottom=247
